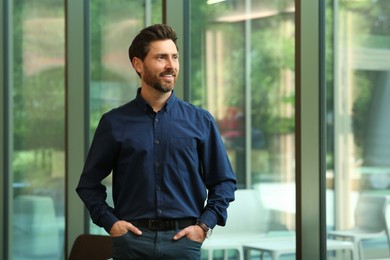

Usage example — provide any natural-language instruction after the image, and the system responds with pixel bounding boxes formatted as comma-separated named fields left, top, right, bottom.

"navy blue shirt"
left=76, top=89, right=236, bottom=233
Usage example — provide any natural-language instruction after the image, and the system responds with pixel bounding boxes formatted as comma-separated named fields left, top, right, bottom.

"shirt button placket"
left=154, top=116, right=163, bottom=217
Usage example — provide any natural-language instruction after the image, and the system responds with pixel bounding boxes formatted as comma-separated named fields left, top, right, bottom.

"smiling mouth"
left=161, top=74, right=175, bottom=81
left=161, top=73, right=175, bottom=77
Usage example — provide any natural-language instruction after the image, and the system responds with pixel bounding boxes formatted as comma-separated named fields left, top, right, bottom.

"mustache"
left=160, top=69, right=176, bottom=76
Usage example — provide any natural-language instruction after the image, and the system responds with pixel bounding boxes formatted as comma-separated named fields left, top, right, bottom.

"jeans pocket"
left=183, top=236, right=203, bottom=246
left=112, top=232, right=130, bottom=246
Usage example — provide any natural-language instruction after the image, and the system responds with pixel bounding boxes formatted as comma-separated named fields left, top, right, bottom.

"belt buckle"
left=149, top=219, right=165, bottom=231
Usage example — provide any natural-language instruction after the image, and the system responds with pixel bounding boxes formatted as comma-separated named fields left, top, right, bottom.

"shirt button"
left=155, top=162, right=160, bottom=167
left=157, top=209, right=163, bottom=214
left=155, top=140, right=160, bottom=144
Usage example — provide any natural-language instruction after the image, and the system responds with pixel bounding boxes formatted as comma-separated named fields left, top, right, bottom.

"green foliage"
left=12, top=1, right=65, bottom=151
left=337, top=0, right=390, bottom=153
left=190, top=1, right=295, bottom=139
left=351, top=71, right=374, bottom=149
left=14, top=67, right=65, bottom=150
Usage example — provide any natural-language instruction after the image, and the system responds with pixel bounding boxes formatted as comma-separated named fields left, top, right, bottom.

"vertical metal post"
left=296, top=0, right=326, bottom=259
left=0, top=0, right=13, bottom=259
left=0, top=0, right=5, bottom=258
left=145, top=0, right=152, bottom=26
left=65, top=0, right=88, bottom=257
left=244, top=0, right=252, bottom=188
left=163, top=0, right=190, bottom=101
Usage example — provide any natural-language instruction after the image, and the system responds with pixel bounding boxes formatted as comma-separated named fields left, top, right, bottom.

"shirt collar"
left=164, top=90, right=176, bottom=112
left=135, top=87, right=177, bottom=112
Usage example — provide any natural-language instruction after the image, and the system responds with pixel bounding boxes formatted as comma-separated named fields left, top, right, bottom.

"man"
left=76, top=24, right=236, bottom=260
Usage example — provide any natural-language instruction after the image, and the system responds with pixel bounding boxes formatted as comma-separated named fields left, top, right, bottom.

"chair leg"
left=208, top=249, right=213, bottom=260
left=352, top=245, right=359, bottom=260
left=350, top=248, right=355, bottom=260
left=388, top=237, right=390, bottom=259
left=345, top=246, right=357, bottom=260
left=243, top=248, right=252, bottom=260
left=272, top=252, right=279, bottom=260
left=238, top=248, right=244, bottom=260
left=357, top=241, right=364, bottom=260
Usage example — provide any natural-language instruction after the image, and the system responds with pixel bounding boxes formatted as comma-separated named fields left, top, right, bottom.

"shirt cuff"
left=198, top=210, right=218, bottom=229
left=99, top=212, right=120, bottom=233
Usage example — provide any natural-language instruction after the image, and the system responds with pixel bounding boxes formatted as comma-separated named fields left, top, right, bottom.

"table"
left=243, top=237, right=356, bottom=260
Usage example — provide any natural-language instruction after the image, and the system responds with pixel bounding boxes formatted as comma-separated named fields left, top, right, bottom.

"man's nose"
left=165, top=57, right=176, bottom=68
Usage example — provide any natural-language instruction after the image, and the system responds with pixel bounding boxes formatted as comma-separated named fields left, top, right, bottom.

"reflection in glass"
left=12, top=0, right=65, bottom=259
left=190, top=0, right=295, bottom=259
left=326, top=0, right=390, bottom=259
left=88, top=0, right=162, bottom=235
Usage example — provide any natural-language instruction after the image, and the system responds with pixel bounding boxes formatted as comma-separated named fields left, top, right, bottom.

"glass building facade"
left=1, top=0, right=389, bottom=259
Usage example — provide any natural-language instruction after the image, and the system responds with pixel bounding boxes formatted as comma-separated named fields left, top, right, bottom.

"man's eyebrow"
left=154, top=52, right=179, bottom=56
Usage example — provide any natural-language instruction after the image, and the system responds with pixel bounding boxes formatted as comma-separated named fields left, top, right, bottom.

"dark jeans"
left=112, top=227, right=202, bottom=260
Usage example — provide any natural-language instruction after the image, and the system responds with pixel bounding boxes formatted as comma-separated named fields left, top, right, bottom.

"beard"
left=143, top=67, right=177, bottom=93
left=152, top=82, right=172, bottom=93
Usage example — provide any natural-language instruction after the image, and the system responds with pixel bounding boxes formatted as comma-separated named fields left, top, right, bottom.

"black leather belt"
left=131, top=218, right=197, bottom=231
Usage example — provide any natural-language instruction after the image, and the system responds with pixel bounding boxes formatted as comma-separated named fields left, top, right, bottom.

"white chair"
left=201, top=189, right=270, bottom=260
left=374, top=200, right=390, bottom=260
left=328, top=194, right=390, bottom=260
left=13, top=195, right=60, bottom=258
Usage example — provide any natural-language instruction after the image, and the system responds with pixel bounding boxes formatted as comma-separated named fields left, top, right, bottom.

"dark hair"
left=128, top=24, right=178, bottom=62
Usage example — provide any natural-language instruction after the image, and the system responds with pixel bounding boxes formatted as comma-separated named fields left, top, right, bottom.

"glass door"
left=326, top=0, right=390, bottom=259
left=11, top=1, right=65, bottom=259
left=87, top=0, right=162, bottom=235
left=190, top=0, right=296, bottom=258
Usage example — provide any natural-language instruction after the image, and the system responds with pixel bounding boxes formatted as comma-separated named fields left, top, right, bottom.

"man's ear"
left=132, top=57, right=143, bottom=74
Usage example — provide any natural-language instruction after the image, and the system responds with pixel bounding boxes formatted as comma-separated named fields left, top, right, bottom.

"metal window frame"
left=163, top=0, right=190, bottom=101
left=65, top=0, right=89, bottom=257
left=0, top=0, right=13, bottom=259
left=296, top=0, right=326, bottom=259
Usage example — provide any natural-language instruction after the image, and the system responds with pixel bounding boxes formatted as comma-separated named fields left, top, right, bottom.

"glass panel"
left=12, top=1, right=65, bottom=259
left=88, top=0, right=162, bottom=234
left=327, top=0, right=390, bottom=259
left=190, top=0, right=296, bottom=259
